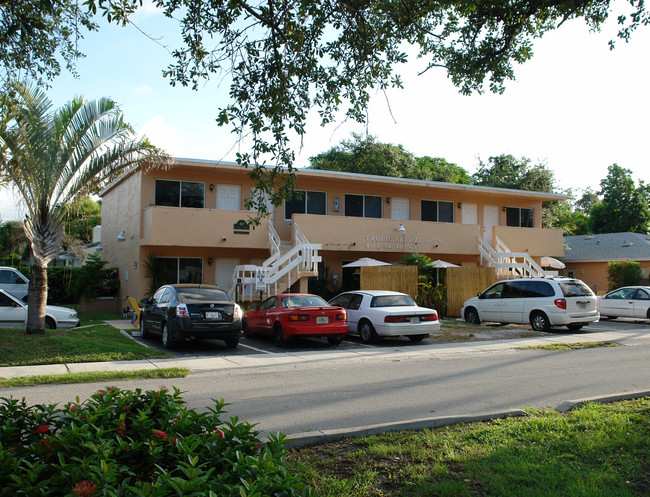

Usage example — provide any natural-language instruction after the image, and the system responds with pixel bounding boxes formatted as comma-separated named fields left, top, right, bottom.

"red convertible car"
left=243, top=293, right=347, bottom=346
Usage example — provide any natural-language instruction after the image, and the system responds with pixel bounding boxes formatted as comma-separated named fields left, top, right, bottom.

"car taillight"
left=234, top=304, right=242, bottom=318
left=288, top=313, right=310, bottom=321
left=176, top=304, right=190, bottom=317
left=336, top=312, right=346, bottom=321
left=384, top=315, right=408, bottom=323
left=422, top=312, right=438, bottom=321
left=554, top=298, right=567, bottom=310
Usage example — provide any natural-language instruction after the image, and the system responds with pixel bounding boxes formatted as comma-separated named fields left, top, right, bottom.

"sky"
left=1, top=1, right=649, bottom=221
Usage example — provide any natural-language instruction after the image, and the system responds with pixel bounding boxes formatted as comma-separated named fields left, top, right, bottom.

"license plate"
left=205, top=311, right=222, bottom=320
left=316, top=316, right=329, bottom=324
left=409, top=316, right=420, bottom=324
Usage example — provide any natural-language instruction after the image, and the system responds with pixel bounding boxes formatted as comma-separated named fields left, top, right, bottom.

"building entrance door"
left=483, top=205, right=499, bottom=245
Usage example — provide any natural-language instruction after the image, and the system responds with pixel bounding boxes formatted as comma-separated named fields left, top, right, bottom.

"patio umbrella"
left=342, top=257, right=392, bottom=268
left=541, top=256, right=565, bottom=269
left=429, top=259, right=460, bottom=268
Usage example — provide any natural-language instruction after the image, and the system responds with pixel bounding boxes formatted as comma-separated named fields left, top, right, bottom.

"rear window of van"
left=558, top=281, right=594, bottom=297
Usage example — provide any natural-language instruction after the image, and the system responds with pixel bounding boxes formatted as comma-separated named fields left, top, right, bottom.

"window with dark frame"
left=159, top=257, right=203, bottom=285
left=344, top=194, right=382, bottom=218
left=421, top=200, right=454, bottom=223
left=154, top=180, right=205, bottom=208
left=506, top=207, right=534, bottom=228
left=284, top=190, right=327, bottom=220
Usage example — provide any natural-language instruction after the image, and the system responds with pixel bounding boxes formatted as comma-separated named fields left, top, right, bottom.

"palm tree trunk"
left=26, top=262, right=47, bottom=334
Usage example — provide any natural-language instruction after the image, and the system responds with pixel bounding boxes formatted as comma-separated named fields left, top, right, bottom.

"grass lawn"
left=0, top=323, right=173, bottom=367
left=289, top=398, right=650, bottom=497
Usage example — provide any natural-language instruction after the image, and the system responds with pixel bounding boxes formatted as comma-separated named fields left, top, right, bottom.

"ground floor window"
left=506, top=207, right=534, bottom=227
left=160, top=257, right=203, bottom=284
left=421, top=200, right=454, bottom=223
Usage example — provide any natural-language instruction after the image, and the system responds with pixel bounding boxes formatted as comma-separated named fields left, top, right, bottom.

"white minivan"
left=461, top=277, right=599, bottom=332
left=0, top=266, right=29, bottom=301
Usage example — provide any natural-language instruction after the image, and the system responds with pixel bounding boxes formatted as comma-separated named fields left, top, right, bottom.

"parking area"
left=127, top=317, right=649, bottom=358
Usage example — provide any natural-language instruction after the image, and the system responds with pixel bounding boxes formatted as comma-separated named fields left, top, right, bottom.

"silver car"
left=598, top=286, right=650, bottom=320
left=0, top=289, right=79, bottom=329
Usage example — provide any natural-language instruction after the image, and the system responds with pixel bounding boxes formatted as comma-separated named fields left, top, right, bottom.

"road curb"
left=555, top=390, right=650, bottom=412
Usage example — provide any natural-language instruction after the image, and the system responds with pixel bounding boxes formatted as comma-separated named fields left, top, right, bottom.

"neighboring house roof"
left=563, top=232, right=650, bottom=263
left=100, top=157, right=566, bottom=202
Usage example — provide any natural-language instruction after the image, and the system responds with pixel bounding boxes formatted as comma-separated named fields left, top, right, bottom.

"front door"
left=390, top=198, right=409, bottom=220
left=215, top=258, right=240, bottom=290
left=462, top=203, right=478, bottom=225
left=483, top=205, right=499, bottom=245
left=216, top=184, right=241, bottom=210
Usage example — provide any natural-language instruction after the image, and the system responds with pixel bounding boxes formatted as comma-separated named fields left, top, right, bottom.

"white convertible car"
left=598, top=286, right=650, bottom=320
left=0, top=289, right=79, bottom=329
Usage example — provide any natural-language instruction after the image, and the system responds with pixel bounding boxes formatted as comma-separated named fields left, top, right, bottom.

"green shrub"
left=0, top=387, right=312, bottom=496
left=607, top=261, right=642, bottom=291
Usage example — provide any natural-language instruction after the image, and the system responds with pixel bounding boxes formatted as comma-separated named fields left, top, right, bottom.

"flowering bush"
left=0, top=386, right=311, bottom=496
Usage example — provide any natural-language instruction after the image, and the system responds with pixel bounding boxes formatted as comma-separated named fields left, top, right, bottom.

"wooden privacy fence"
left=360, top=265, right=418, bottom=299
left=446, top=266, right=497, bottom=318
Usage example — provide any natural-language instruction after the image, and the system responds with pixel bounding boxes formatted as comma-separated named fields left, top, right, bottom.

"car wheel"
left=44, top=317, right=55, bottom=330
left=140, top=316, right=151, bottom=338
left=530, top=312, right=551, bottom=332
left=567, top=323, right=583, bottom=331
left=161, top=323, right=176, bottom=349
left=327, top=334, right=343, bottom=346
left=242, top=318, right=250, bottom=338
left=407, top=334, right=425, bottom=343
left=606, top=316, right=617, bottom=320
left=464, top=307, right=480, bottom=324
left=224, top=336, right=239, bottom=348
left=273, top=323, right=285, bottom=347
left=359, top=320, right=378, bottom=344
left=646, top=309, right=650, bottom=320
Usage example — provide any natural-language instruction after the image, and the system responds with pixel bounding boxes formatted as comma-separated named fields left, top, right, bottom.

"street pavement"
left=1, top=319, right=649, bottom=446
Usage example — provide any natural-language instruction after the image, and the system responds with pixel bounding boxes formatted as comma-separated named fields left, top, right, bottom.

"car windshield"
left=370, top=294, right=415, bottom=307
left=558, top=280, right=594, bottom=297
left=176, top=288, right=231, bottom=303
left=283, top=295, right=329, bottom=308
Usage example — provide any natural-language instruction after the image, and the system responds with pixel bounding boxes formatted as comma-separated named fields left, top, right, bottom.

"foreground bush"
left=0, top=387, right=312, bottom=496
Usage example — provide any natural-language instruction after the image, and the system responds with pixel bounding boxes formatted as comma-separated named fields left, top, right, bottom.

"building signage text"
left=365, top=235, right=442, bottom=251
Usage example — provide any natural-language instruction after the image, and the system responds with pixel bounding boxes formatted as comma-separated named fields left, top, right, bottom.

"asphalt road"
left=3, top=319, right=649, bottom=437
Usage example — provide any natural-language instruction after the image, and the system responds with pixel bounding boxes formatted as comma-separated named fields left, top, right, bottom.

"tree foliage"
left=472, top=154, right=555, bottom=192
left=589, top=164, right=649, bottom=234
left=607, top=261, right=642, bottom=291
left=416, top=156, right=472, bottom=184
left=63, top=196, right=101, bottom=244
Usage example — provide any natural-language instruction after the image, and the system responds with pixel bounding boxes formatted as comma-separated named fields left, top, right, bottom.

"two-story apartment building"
left=100, top=158, right=565, bottom=302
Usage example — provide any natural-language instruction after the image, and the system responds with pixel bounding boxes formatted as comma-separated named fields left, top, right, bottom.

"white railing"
left=479, top=235, right=557, bottom=278
left=226, top=222, right=322, bottom=302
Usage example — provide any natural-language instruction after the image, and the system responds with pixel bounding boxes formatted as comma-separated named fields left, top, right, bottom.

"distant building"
left=562, top=232, right=650, bottom=293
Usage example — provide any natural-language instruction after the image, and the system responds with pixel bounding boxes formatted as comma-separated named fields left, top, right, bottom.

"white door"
left=483, top=205, right=499, bottom=245
left=215, top=258, right=240, bottom=289
left=216, top=185, right=241, bottom=210
left=390, top=198, right=409, bottom=220
left=462, top=203, right=478, bottom=225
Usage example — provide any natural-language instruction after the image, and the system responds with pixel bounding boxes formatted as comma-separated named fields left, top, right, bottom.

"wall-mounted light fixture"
left=457, top=202, right=462, bottom=209
left=209, top=184, right=215, bottom=191
left=502, top=206, right=507, bottom=212
left=207, top=257, right=213, bottom=265
left=333, top=197, right=340, bottom=212
left=386, top=197, right=391, bottom=204
left=396, top=224, right=406, bottom=235
left=117, top=231, right=126, bottom=241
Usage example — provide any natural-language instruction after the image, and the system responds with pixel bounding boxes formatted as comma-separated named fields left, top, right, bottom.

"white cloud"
left=131, top=84, right=153, bottom=96
left=139, top=116, right=187, bottom=156
left=132, top=0, right=164, bottom=19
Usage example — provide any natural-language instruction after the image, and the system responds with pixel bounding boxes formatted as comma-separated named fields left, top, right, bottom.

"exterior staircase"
left=226, top=222, right=322, bottom=302
left=478, top=235, right=557, bottom=278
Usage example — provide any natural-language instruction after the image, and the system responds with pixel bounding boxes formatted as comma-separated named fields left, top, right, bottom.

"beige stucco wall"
left=494, top=226, right=564, bottom=257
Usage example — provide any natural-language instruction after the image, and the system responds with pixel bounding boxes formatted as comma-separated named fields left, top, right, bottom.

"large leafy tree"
left=0, top=82, right=167, bottom=333
left=416, top=157, right=472, bottom=184
left=472, top=154, right=555, bottom=192
left=589, top=164, right=649, bottom=234
left=85, top=0, right=647, bottom=215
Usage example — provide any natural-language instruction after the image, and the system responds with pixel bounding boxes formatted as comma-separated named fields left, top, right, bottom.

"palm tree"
left=0, top=81, right=169, bottom=333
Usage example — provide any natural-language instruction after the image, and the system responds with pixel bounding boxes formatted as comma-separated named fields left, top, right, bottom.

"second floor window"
left=506, top=207, right=534, bottom=228
left=345, top=194, right=382, bottom=218
left=285, top=190, right=326, bottom=220
left=155, top=180, right=204, bottom=208
left=421, top=200, right=454, bottom=223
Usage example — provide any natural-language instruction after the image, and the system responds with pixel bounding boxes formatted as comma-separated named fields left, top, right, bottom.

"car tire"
left=327, top=334, right=343, bottom=346
left=224, top=336, right=239, bottom=348
left=464, top=307, right=481, bottom=324
left=606, top=316, right=617, bottom=320
left=140, top=316, right=151, bottom=338
left=273, top=323, right=285, bottom=347
left=161, top=323, right=176, bottom=349
left=566, top=323, right=583, bottom=331
left=407, top=334, right=425, bottom=343
left=359, top=320, right=378, bottom=344
left=530, top=312, right=551, bottom=332
left=44, top=317, right=55, bottom=330
left=242, top=318, right=250, bottom=338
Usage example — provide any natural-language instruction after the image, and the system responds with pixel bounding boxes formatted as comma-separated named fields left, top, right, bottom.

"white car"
left=329, top=290, right=441, bottom=343
left=0, top=289, right=79, bottom=329
left=461, top=277, right=599, bottom=332
left=598, top=286, right=650, bottom=320
left=0, top=266, right=29, bottom=301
